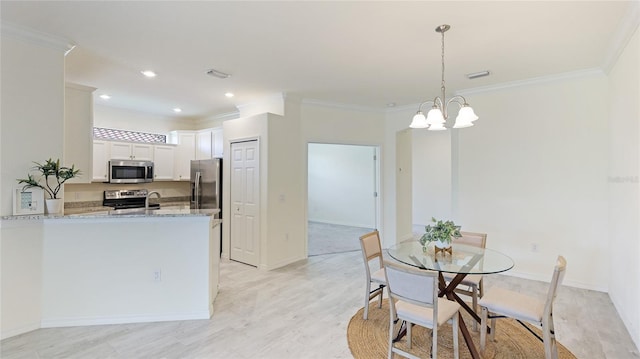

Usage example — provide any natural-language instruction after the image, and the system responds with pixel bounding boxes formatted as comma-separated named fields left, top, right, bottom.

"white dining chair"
left=358, top=230, right=386, bottom=320
left=384, top=260, right=460, bottom=359
left=479, top=255, right=567, bottom=359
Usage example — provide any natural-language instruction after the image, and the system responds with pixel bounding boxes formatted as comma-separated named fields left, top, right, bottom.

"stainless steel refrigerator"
left=191, top=158, right=222, bottom=254
left=190, top=158, right=222, bottom=216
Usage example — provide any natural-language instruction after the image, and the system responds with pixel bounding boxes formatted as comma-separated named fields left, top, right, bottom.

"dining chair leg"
left=363, top=284, right=370, bottom=320
left=407, top=322, right=412, bottom=349
left=432, top=322, right=438, bottom=359
left=490, top=317, right=497, bottom=341
left=480, top=307, right=488, bottom=353
left=452, top=313, right=459, bottom=359
left=388, top=313, right=394, bottom=359
left=549, top=313, right=559, bottom=359
left=543, top=321, right=552, bottom=359
left=378, top=285, right=384, bottom=308
left=471, top=283, right=479, bottom=331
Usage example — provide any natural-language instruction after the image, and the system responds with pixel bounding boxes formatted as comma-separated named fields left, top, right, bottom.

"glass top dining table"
left=387, top=240, right=514, bottom=359
left=387, top=241, right=514, bottom=275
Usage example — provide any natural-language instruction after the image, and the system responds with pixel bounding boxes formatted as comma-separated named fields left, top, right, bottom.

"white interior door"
left=230, top=140, right=260, bottom=266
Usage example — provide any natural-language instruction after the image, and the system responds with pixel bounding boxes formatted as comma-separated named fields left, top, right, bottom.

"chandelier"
left=410, top=24, right=479, bottom=130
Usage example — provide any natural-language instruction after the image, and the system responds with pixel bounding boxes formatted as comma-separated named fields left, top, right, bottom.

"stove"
left=103, top=189, right=160, bottom=210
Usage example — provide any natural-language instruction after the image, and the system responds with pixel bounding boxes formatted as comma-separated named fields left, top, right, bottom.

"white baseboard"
left=260, top=255, right=307, bottom=271
left=506, top=270, right=608, bottom=293
left=0, top=321, right=40, bottom=340
left=40, top=311, right=212, bottom=328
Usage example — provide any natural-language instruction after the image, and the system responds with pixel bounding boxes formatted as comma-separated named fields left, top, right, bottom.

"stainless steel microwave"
left=108, top=160, right=154, bottom=183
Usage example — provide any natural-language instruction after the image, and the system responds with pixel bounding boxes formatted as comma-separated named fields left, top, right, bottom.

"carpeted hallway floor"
left=307, top=221, right=374, bottom=256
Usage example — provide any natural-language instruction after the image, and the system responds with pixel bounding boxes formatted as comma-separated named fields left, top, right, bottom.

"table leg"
left=439, top=272, right=485, bottom=359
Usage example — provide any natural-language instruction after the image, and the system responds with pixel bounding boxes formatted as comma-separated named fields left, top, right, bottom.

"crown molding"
left=1, top=22, right=76, bottom=55
left=602, top=0, right=640, bottom=74
left=455, top=68, right=605, bottom=96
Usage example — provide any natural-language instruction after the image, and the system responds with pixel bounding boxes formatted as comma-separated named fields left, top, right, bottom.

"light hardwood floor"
left=1, top=251, right=639, bottom=358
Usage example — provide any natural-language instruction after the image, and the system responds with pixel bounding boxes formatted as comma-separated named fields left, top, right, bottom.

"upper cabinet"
left=170, top=131, right=196, bottom=181
left=110, top=142, right=154, bottom=161
left=153, top=145, right=175, bottom=181
left=92, top=140, right=110, bottom=182
left=92, top=140, right=175, bottom=182
left=212, top=128, right=223, bottom=157
left=195, top=130, right=212, bottom=160
left=64, top=83, right=96, bottom=184
left=195, top=127, right=224, bottom=160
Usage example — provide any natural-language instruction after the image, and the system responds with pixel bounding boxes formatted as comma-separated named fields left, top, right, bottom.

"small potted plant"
left=17, top=158, right=80, bottom=214
left=419, top=217, right=462, bottom=251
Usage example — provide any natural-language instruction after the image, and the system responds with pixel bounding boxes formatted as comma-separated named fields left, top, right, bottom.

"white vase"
left=434, top=239, right=451, bottom=249
left=45, top=198, right=64, bottom=214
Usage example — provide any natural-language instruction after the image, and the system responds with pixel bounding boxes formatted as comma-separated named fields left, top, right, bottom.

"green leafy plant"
left=419, top=217, right=462, bottom=247
left=17, top=158, right=80, bottom=199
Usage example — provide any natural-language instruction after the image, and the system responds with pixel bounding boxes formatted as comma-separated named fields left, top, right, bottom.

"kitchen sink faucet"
left=145, top=191, right=161, bottom=210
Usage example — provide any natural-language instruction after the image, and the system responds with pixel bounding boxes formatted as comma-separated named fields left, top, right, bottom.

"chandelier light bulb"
left=428, top=122, right=447, bottom=131
left=410, top=111, right=429, bottom=128
left=453, top=106, right=478, bottom=128
left=459, top=106, right=479, bottom=122
left=426, top=108, right=445, bottom=125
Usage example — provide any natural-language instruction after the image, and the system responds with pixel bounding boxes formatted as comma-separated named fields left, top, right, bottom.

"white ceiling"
left=1, top=1, right=636, bottom=119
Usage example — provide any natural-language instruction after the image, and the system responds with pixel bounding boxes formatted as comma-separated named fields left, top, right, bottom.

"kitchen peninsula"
left=1, top=208, right=220, bottom=338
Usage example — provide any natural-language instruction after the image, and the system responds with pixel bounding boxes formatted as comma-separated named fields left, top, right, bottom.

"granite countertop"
left=2, top=204, right=221, bottom=221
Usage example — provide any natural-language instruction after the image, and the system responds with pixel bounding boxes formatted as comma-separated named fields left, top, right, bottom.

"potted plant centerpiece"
left=17, top=158, right=80, bottom=214
left=419, top=217, right=462, bottom=252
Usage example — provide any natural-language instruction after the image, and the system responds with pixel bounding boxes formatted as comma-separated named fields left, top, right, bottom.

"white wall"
left=384, top=106, right=418, bottom=245
left=308, top=143, right=376, bottom=228
left=0, top=221, right=44, bottom=339
left=607, top=26, right=640, bottom=349
left=411, top=130, right=452, bottom=225
left=1, top=33, right=66, bottom=216
left=454, top=72, right=609, bottom=290
left=0, top=29, right=67, bottom=338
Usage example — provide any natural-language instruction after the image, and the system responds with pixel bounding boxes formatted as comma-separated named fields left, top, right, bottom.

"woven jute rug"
left=347, top=300, right=577, bottom=359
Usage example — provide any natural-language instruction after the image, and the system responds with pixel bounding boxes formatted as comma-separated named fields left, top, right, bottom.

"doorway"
left=307, top=143, right=380, bottom=256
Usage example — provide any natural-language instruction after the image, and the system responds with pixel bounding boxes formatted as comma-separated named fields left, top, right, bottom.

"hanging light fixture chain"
left=441, top=25, right=446, bottom=94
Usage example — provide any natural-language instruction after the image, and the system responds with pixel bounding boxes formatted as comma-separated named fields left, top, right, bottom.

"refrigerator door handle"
left=194, top=171, right=202, bottom=209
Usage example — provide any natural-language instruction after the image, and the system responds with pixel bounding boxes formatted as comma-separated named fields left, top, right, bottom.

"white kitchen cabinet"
left=64, top=83, right=95, bottom=184
left=196, top=130, right=213, bottom=160
left=212, top=128, right=223, bottom=157
left=153, top=145, right=175, bottom=180
left=196, top=127, right=223, bottom=159
left=110, top=142, right=154, bottom=161
left=92, top=140, right=110, bottom=182
left=172, top=131, right=195, bottom=181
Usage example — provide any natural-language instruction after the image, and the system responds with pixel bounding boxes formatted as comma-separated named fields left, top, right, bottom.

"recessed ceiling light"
left=173, top=108, right=182, bottom=113
left=225, top=92, right=234, bottom=98
left=99, top=94, right=111, bottom=100
left=141, top=70, right=157, bottom=78
left=387, top=102, right=396, bottom=108
left=466, top=70, right=490, bottom=79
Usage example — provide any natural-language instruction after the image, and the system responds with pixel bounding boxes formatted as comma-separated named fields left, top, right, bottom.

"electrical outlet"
left=153, top=269, right=162, bottom=282
left=531, top=243, right=538, bottom=252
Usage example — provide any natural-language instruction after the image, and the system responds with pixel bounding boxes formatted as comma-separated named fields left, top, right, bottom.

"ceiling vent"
left=466, top=70, right=491, bottom=79
left=206, top=69, right=230, bottom=79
